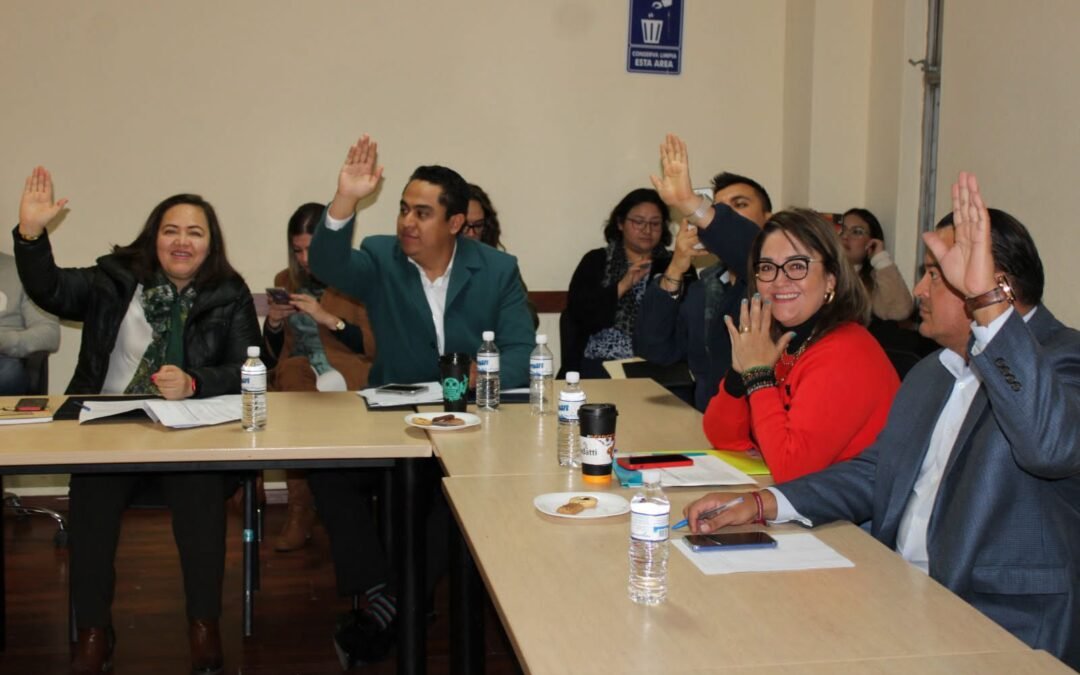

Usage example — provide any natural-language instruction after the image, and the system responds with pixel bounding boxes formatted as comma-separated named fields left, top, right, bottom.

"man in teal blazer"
left=305, top=134, right=535, bottom=669
left=309, top=134, right=533, bottom=388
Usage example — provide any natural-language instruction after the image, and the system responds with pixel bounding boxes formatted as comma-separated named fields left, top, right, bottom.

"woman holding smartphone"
left=14, top=166, right=259, bottom=675
left=262, top=202, right=375, bottom=552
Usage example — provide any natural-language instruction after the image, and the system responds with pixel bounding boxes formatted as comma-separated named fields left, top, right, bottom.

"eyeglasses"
left=624, top=216, right=665, bottom=232
left=839, top=225, right=868, bottom=237
left=755, top=257, right=820, bottom=282
left=463, top=219, right=487, bottom=233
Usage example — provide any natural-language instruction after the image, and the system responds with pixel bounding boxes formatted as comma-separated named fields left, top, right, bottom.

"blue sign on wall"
left=627, top=0, right=683, bottom=75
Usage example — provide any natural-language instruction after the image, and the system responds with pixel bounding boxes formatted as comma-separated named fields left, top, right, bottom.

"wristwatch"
left=334, top=318, right=346, bottom=331
left=964, top=274, right=1015, bottom=313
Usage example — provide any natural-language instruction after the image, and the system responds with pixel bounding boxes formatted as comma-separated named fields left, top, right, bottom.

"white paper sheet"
left=657, top=455, right=757, bottom=487
left=673, top=533, right=854, bottom=574
left=78, top=395, right=241, bottom=428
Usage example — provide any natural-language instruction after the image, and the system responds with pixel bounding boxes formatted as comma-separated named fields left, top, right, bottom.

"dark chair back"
left=22, top=350, right=50, bottom=395
left=556, top=310, right=584, bottom=379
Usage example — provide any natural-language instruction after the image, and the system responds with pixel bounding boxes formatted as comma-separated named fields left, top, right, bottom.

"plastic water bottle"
left=529, top=334, right=555, bottom=415
left=476, top=330, right=500, bottom=412
left=557, top=372, right=586, bottom=467
left=241, top=346, right=267, bottom=432
left=628, top=470, right=669, bottom=605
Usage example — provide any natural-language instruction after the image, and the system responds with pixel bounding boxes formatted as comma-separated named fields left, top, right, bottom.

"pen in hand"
left=672, top=496, right=746, bottom=530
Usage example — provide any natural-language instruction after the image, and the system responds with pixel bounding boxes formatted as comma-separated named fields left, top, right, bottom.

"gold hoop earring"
left=824, top=289, right=835, bottom=304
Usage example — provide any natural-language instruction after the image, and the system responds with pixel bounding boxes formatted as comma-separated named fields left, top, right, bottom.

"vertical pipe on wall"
left=914, top=0, right=945, bottom=273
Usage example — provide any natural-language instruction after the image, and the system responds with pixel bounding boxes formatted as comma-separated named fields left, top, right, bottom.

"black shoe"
left=333, top=609, right=395, bottom=669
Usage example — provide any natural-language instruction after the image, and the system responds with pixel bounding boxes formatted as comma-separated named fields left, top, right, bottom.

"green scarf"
left=125, top=274, right=197, bottom=395
left=287, top=282, right=333, bottom=376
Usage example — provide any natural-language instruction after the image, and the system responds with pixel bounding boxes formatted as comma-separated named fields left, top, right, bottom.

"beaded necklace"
left=775, top=335, right=813, bottom=384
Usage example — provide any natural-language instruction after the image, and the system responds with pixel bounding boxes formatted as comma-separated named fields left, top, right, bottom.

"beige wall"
left=936, top=0, right=1080, bottom=326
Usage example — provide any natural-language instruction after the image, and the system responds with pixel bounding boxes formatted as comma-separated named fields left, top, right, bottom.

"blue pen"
left=672, top=496, right=745, bottom=530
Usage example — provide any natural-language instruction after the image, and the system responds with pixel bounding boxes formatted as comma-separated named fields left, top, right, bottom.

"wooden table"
left=0, top=392, right=431, bottom=675
left=428, top=379, right=711, bottom=477
left=692, top=650, right=1074, bottom=674
left=443, top=473, right=1037, bottom=674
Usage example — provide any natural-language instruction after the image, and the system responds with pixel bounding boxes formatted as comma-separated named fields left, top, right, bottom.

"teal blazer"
left=309, top=215, right=534, bottom=388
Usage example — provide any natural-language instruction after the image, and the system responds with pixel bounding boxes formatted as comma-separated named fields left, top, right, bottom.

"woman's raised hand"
left=649, top=134, right=701, bottom=218
left=19, top=167, right=68, bottom=237
left=723, top=295, right=794, bottom=373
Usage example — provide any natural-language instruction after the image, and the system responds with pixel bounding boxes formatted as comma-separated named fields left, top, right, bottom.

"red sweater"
left=703, top=322, right=900, bottom=483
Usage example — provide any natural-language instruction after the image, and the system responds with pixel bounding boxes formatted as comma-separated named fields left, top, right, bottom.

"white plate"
left=404, top=412, right=481, bottom=431
left=533, top=492, right=631, bottom=519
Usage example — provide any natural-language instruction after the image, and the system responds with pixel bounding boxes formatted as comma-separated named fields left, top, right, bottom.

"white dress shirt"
left=771, top=306, right=1033, bottom=573
left=324, top=212, right=457, bottom=355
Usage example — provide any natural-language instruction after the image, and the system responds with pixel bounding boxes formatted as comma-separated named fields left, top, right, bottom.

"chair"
left=3, top=350, right=69, bottom=547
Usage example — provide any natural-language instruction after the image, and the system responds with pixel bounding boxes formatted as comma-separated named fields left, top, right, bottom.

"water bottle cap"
left=641, top=470, right=661, bottom=484
left=566, top=371, right=580, bottom=383
left=535, top=334, right=548, bottom=345
left=247, top=346, right=260, bottom=357
left=482, top=330, right=494, bottom=341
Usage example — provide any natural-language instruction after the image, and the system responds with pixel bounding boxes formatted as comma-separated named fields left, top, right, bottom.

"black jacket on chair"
left=13, top=227, right=260, bottom=396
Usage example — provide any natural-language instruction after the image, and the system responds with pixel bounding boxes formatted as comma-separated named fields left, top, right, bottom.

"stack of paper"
left=673, top=533, right=854, bottom=574
left=358, top=382, right=443, bottom=408
left=78, top=395, right=242, bottom=428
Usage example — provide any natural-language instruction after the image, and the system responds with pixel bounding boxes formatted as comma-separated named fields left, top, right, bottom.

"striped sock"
left=364, top=584, right=397, bottom=629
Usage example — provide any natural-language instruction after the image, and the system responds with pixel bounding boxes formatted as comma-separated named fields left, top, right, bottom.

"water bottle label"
left=530, top=356, right=553, bottom=377
left=580, top=434, right=614, bottom=467
left=477, top=355, right=500, bottom=373
left=557, top=398, right=584, bottom=422
left=241, top=371, right=266, bottom=392
left=630, top=510, right=670, bottom=542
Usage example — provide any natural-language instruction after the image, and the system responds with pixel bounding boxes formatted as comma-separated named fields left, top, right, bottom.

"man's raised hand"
left=330, top=134, right=384, bottom=219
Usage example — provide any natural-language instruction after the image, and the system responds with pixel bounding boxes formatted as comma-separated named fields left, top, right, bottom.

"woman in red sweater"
left=702, top=209, right=899, bottom=483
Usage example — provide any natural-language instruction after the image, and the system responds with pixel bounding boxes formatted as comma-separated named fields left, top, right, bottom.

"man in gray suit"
left=684, top=172, right=1080, bottom=669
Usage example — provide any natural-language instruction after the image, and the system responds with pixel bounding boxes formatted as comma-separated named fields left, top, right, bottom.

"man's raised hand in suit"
left=329, top=134, right=384, bottom=220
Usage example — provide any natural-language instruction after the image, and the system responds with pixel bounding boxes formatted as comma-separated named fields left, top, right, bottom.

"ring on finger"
left=740, top=326, right=751, bottom=334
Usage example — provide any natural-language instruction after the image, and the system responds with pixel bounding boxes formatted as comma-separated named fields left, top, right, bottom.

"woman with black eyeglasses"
left=840, top=207, right=913, bottom=321
left=700, top=209, right=899, bottom=483
left=565, top=188, right=695, bottom=378
left=463, top=183, right=539, bottom=327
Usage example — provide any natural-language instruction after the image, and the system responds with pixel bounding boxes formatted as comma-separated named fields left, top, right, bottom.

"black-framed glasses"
left=624, top=216, right=664, bottom=232
left=755, top=257, right=820, bottom=282
left=464, top=218, right=487, bottom=233
left=839, top=225, right=868, bottom=237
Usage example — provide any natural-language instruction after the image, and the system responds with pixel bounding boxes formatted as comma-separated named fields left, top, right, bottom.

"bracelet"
left=17, top=228, right=42, bottom=242
left=741, top=365, right=773, bottom=380
left=661, top=274, right=683, bottom=288
left=964, top=274, right=1015, bottom=313
left=751, top=491, right=767, bottom=525
left=689, top=194, right=711, bottom=222
left=745, top=379, right=777, bottom=397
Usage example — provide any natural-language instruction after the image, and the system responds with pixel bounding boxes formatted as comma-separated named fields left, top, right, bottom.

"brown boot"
left=274, top=477, right=317, bottom=552
left=71, top=627, right=115, bottom=674
left=189, top=618, right=224, bottom=675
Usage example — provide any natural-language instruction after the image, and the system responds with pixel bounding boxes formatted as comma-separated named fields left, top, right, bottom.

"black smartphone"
left=686, top=532, right=777, bottom=552
left=616, top=454, right=693, bottom=470
left=15, top=397, right=49, bottom=412
left=265, top=287, right=291, bottom=304
left=376, top=383, right=427, bottom=396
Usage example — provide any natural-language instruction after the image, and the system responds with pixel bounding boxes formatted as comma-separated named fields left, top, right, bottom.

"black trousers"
left=69, top=472, right=229, bottom=630
left=308, top=459, right=449, bottom=601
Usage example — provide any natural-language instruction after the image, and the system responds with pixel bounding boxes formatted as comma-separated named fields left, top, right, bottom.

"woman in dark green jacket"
left=14, top=167, right=260, bottom=675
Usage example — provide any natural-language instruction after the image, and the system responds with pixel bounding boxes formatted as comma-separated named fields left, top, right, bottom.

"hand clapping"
left=723, top=295, right=795, bottom=373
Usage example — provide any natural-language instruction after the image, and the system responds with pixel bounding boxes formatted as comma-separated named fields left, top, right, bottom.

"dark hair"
left=407, top=165, right=470, bottom=219
left=111, top=193, right=239, bottom=289
left=467, top=184, right=504, bottom=250
left=748, top=209, right=871, bottom=339
left=711, top=172, right=773, bottom=213
left=602, top=188, right=672, bottom=248
left=934, top=208, right=1044, bottom=306
left=286, top=202, right=326, bottom=289
left=842, top=207, right=886, bottom=292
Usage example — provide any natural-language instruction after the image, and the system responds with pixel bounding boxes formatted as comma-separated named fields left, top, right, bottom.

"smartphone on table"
left=616, top=454, right=693, bottom=470
left=14, top=397, right=49, bottom=412
left=685, top=532, right=778, bottom=552
left=375, top=384, right=427, bottom=396
left=265, top=287, right=291, bottom=305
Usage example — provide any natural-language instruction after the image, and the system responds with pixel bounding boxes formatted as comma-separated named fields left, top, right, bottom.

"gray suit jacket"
left=780, top=306, right=1080, bottom=668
